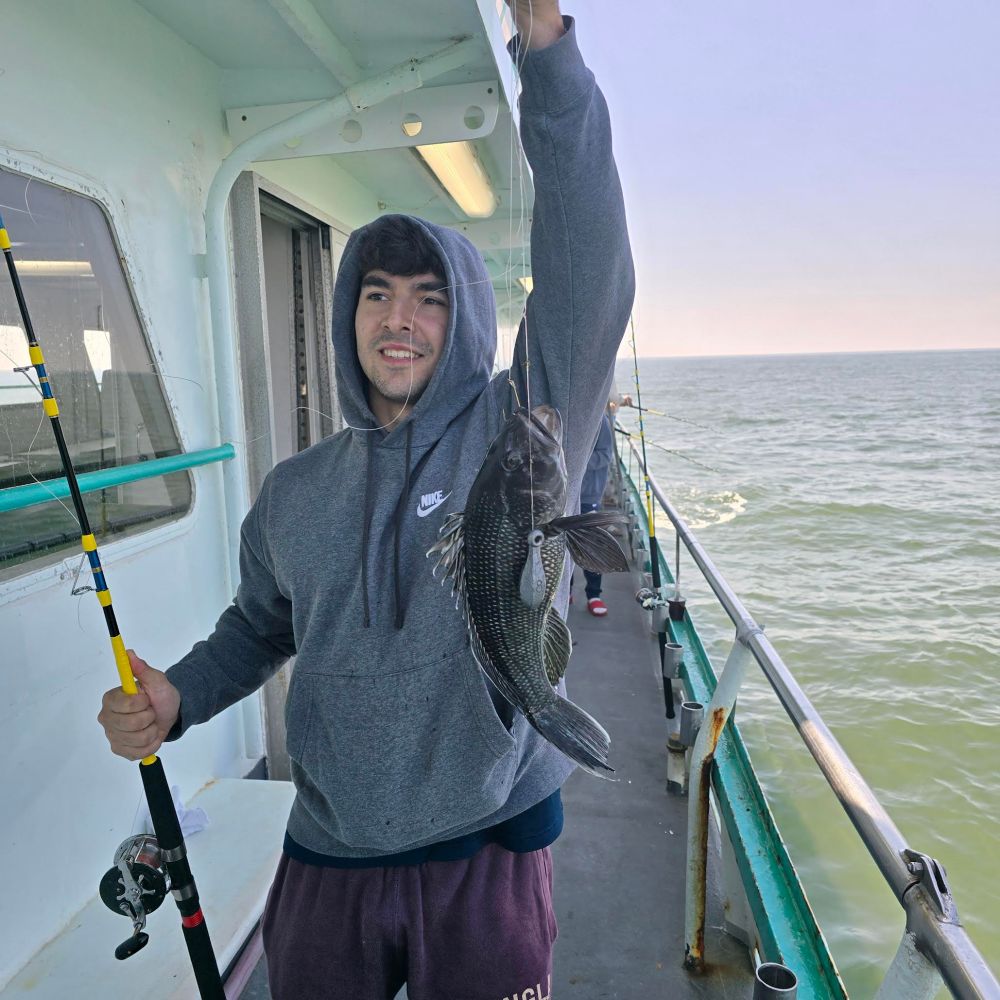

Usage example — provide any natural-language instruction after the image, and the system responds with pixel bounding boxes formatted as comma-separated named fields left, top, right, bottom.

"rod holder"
left=668, top=596, right=687, bottom=622
left=679, top=701, right=703, bottom=747
left=666, top=736, right=688, bottom=796
left=754, top=963, right=798, bottom=999
left=663, top=640, right=683, bottom=675
left=650, top=605, right=669, bottom=635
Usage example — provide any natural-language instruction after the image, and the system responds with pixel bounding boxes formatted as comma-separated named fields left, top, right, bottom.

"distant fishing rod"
left=628, top=317, right=674, bottom=720
left=621, top=402, right=713, bottom=432
left=0, top=214, right=225, bottom=998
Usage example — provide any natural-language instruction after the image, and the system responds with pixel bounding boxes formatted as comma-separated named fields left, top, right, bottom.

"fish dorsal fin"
left=543, top=611, right=572, bottom=685
left=545, top=511, right=629, bottom=574
left=427, top=512, right=529, bottom=715
left=427, top=511, right=466, bottom=599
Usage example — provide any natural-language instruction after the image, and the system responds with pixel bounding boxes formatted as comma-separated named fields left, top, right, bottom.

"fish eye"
left=502, top=453, right=522, bottom=472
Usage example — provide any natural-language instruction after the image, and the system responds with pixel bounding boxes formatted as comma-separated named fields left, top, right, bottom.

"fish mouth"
left=513, top=405, right=562, bottom=444
left=528, top=411, right=555, bottom=440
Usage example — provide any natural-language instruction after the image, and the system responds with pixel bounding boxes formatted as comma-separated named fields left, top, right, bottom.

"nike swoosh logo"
left=417, top=492, right=451, bottom=518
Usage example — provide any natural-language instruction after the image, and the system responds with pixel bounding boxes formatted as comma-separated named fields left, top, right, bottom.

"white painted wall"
left=0, top=1, right=378, bottom=983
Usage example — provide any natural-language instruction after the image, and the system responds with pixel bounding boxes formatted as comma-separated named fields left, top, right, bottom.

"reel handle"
left=115, top=931, right=150, bottom=961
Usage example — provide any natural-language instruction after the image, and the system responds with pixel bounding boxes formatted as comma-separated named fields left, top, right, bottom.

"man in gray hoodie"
left=98, top=2, right=633, bottom=996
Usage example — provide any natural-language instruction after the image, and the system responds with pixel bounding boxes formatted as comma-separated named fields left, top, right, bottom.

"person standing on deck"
left=97, top=2, right=634, bottom=996
left=578, top=408, right=615, bottom=616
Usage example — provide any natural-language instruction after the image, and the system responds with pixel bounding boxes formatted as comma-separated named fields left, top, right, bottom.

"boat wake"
left=663, top=488, right=747, bottom=530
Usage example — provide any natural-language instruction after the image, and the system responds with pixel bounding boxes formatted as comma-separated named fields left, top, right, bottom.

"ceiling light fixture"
left=15, top=261, right=94, bottom=277
left=416, top=141, right=498, bottom=219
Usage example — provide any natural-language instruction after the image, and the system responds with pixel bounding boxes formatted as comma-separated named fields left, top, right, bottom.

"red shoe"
left=587, top=598, right=608, bottom=617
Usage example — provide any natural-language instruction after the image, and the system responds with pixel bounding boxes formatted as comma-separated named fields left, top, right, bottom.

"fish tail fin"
left=529, top=695, right=615, bottom=779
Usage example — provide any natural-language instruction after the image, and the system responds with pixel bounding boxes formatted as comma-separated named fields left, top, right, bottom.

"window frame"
left=0, top=153, right=203, bottom=593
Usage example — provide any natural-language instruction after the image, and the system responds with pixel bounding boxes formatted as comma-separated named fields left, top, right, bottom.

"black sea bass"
left=428, top=405, right=628, bottom=776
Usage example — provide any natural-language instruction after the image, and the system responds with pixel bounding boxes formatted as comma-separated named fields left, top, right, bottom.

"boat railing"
left=619, top=431, right=1000, bottom=1000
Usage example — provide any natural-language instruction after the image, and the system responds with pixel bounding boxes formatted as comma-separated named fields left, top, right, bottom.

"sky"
left=567, top=1, right=1000, bottom=357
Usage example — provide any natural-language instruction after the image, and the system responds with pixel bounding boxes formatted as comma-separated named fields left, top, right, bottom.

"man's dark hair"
left=357, top=216, right=446, bottom=284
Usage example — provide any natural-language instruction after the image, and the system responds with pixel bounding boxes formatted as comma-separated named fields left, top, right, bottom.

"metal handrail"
left=623, top=434, right=1000, bottom=1000
left=0, top=444, right=236, bottom=513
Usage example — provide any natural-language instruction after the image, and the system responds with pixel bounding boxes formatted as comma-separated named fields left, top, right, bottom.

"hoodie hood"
left=331, top=214, right=497, bottom=448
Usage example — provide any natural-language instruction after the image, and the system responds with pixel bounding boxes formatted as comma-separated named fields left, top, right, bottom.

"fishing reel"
left=635, top=586, right=666, bottom=610
left=99, top=834, right=169, bottom=960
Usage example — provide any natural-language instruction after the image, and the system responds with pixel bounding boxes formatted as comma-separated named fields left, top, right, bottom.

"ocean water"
left=614, top=350, right=1000, bottom=996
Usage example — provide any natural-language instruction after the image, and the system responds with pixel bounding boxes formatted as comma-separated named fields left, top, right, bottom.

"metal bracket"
left=901, top=849, right=959, bottom=923
left=69, top=552, right=95, bottom=597
left=225, top=81, right=500, bottom=160
left=736, top=618, right=764, bottom=647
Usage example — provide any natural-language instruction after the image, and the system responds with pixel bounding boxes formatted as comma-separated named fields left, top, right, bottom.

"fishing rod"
left=628, top=316, right=675, bottom=720
left=621, top=402, right=714, bottom=432
left=0, top=213, right=225, bottom=998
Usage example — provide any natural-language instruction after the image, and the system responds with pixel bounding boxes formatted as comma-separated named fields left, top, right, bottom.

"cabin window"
left=0, top=167, right=192, bottom=577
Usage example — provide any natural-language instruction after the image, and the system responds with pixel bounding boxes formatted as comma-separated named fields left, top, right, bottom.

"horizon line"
left=621, top=346, right=999, bottom=362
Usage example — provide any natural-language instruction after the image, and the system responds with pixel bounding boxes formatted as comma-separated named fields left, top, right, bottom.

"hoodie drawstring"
left=392, top=422, right=414, bottom=629
left=360, top=432, right=376, bottom=628
left=360, top=422, right=417, bottom=630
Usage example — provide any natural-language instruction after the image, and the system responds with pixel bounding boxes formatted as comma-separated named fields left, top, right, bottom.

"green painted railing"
left=620, top=457, right=847, bottom=1000
left=0, top=444, right=236, bottom=513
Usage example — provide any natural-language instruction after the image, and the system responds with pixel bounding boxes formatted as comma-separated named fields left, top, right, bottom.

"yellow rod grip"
left=0, top=228, right=11, bottom=251
left=111, top=634, right=137, bottom=694
left=81, top=533, right=97, bottom=552
left=141, top=754, right=159, bottom=766
left=42, top=398, right=59, bottom=418
left=29, top=345, right=45, bottom=366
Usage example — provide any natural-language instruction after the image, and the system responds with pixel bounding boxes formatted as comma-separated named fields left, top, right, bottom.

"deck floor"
left=242, top=567, right=752, bottom=999
left=551, top=568, right=750, bottom=999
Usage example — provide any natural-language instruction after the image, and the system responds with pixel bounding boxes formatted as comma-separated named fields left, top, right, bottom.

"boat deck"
left=241, top=569, right=751, bottom=999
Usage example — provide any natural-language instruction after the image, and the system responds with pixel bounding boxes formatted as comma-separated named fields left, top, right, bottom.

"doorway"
left=230, top=174, right=349, bottom=779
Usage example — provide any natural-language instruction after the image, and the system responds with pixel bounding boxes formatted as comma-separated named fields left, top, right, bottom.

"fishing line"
left=504, top=0, right=537, bottom=531
left=0, top=329, right=79, bottom=520
left=629, top=313, right=674, bottom=719
left=645, top=438, right=723, bottom=475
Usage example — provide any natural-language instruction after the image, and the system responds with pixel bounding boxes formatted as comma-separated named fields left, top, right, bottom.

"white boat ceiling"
left=134, top=0, right=533, bottom=305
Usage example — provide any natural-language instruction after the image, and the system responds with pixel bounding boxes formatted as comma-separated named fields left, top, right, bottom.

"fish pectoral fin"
left=426, top=511, right=467, bottom=599
left=545, top=512, right=629, bottom=573
left=543, top=611, right=572, bottom=685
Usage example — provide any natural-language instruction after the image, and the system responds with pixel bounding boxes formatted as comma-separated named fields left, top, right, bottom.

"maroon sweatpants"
left=261, top=843, right=557, bottom=1000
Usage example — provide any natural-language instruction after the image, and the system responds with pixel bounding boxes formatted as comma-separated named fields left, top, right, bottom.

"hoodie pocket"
left=285, top=648, right=517, bottom=851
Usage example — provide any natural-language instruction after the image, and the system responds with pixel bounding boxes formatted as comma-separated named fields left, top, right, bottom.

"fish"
left=427, top=405, right=629, bottom=776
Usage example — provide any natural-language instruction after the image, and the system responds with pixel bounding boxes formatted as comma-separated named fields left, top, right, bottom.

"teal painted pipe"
left=0, top=444, right=236, bottom=513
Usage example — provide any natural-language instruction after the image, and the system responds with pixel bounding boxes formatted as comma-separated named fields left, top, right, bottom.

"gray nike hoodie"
left=166, top=19, right=634, bottom=858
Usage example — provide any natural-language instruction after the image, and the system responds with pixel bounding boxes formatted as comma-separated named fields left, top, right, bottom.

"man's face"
left=354, top=270, right=450, bottom=418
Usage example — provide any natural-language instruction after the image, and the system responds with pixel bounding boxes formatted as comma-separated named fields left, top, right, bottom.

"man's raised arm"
left=505, top=1, right=635, bottom=490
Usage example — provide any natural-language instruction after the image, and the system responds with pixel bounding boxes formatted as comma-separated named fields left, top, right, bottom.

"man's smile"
left=374, top=340, right=431, bottom=367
